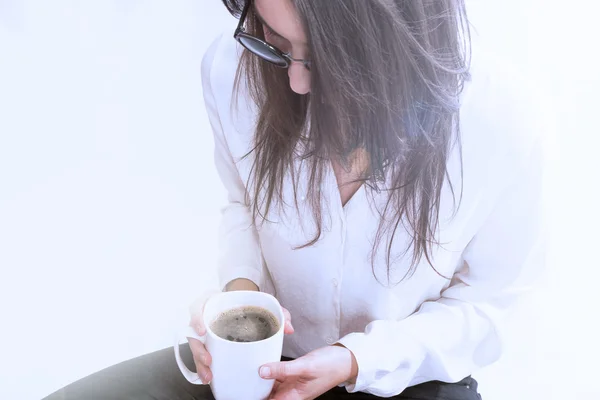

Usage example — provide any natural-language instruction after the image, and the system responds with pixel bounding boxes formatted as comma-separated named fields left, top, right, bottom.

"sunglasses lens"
left=237, top=35, right=288, bottom=67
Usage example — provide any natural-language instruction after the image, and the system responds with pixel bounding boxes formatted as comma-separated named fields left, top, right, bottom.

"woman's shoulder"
left=201, top=31, right=258, bottom=158
left=202, top=31, right=240, bottom=93
left=459, top=42, right=551, bottom=173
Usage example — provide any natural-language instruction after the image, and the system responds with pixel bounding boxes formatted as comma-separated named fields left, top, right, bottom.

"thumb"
left=188, top=289, right=220, bottom=335
left=259, top=359, right=307, bottom=380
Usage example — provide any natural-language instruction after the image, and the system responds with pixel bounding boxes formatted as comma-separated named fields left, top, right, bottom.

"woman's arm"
left=335, top=129, right=546, bottom=396
left=202, top=35, right=263, bottom=292
left=335, top=58, right=550, bottom=396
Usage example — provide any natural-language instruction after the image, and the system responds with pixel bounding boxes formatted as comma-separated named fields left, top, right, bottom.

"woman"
left=46, top=0, right=544, bottom=399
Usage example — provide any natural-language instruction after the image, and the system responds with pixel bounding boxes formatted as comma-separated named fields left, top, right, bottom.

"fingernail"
left=260, top=366, right=271, bottom=378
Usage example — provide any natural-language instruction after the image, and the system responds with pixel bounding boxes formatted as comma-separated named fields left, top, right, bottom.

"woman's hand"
left=187, top=286, right=294, bottom=384
left=259, top=345, right=359, bottom=400
left=187, top=290, right=219, bottom=384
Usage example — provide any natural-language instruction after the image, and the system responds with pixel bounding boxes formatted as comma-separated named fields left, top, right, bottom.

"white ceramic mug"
left=174, top=290, right=285, bottom=400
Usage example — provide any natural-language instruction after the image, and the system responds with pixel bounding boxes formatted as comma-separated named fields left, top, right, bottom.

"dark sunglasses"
left=234, top=0, right=311, bottom=70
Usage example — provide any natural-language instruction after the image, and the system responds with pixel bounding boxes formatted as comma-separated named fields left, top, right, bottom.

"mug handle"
left=174, top=326, right=207, bottom=385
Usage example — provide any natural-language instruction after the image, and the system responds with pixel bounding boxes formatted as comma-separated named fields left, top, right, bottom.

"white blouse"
left=202, top=32, right=546, bottom=397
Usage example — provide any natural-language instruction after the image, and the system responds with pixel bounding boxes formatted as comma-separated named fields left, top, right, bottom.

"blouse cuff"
left=336, top=328, right=425, bottom=395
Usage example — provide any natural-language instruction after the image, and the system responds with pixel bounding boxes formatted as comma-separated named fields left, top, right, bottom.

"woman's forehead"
left=254, top=0, right=307, bottom=44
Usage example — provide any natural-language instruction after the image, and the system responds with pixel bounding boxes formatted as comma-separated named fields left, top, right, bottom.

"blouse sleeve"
left=337, top=77, right=547, bottom=396
left=201, top=35, right=263, bottom=290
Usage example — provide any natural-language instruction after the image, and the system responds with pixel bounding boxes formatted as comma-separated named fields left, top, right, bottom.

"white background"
left=0, top=1, right=598, bottom=399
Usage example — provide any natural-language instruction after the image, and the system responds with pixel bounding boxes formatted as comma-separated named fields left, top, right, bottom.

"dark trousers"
left=44, top=345, right=482, bottom=400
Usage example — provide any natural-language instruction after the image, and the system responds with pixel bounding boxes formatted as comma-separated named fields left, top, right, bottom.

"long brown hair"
left=221, top=0, right=471, bottom=283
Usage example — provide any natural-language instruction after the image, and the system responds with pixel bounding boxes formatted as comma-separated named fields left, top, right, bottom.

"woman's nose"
left=288, top=62, right=311, bottom=95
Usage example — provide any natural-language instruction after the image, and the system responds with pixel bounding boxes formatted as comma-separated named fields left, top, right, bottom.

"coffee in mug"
left=210, top=306, right=279, bottom=343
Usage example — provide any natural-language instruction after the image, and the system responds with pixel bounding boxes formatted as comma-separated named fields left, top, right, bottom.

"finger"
left=195, top=362, right=213, bottom=385
left=188, top=338, right=212, bottom=367
left=188, top=339, right=213, bottom=383
left=269, top=381, right=280, bottom=398
left=188, top=290, right=219, bottom=335
left=259, top=360, right=307, bottom=380
left=270, top=385, right=301, bottom=400
left=281, top=307, right=294, bottom=334
left=283, top=321, right=294, bottom=334
left=269, top=381, right=293, bottom=400
left=189, top=315, right=206, bottom=336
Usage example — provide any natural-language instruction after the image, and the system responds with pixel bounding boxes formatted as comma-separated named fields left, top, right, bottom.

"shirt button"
left=332, top=279, right=338, bottom=287
left=326, top=336, right=336, bottom=345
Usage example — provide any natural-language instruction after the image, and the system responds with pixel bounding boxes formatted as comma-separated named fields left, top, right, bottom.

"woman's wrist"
left=332, top=343, right=359, bottom=384
left=224, top=278, right=259, bottom=292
